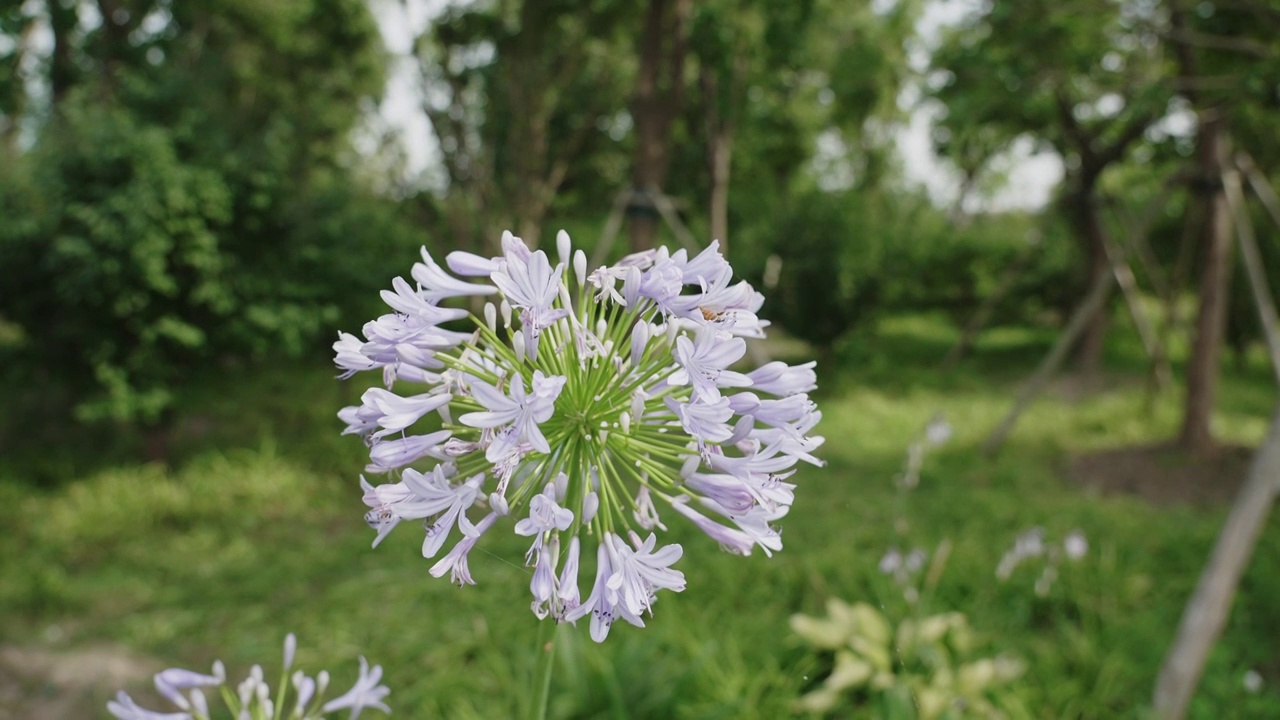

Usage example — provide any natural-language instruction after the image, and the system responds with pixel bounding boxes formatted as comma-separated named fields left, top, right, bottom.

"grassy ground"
left=1, top=312, right=1276, bottom=718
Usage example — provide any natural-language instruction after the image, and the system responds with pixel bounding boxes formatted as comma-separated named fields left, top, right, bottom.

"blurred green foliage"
left=792, top=599, right=1026, bottom=718
left=0, top=0, right=427, bottom=424
left=0, top=316, right=1276, bottom=717
left=759, top=187, right=1077, bottom=347
left=0, top=0, right=1277, bottom=446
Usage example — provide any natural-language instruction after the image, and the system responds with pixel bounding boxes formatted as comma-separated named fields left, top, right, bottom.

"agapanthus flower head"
left=336, top=231, right=823, bottom=641
left=107, top=633, right=390, bottom=720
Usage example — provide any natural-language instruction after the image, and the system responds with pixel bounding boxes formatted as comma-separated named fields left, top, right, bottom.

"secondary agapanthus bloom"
left=107, top=634, right=390, bottom=720
left=336, top=231, right=823, bottom=641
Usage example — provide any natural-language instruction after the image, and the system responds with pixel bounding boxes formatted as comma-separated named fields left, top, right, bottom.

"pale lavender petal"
left=107, top=692, right=192, bottom=720
left=320, top=656, right=391, bottom=719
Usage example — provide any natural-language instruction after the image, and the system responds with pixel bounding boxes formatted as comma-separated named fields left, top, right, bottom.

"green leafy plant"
left=791, top=599, right=1025, bottom=719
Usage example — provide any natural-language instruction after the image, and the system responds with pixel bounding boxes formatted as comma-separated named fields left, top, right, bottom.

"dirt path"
left=1066, top=442, right=1254, bottom=507
left=0, top=643, right=159, bottom=720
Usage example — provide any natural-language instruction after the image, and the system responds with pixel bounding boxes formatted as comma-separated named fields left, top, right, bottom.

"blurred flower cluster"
left=791, top=599, right=1024, bottom=718
left=880, top=414, right=953, bottom=604
left=336, top=231, right=823, bottom=640
left=108, top=633, right=389, bottom=720
left=996, top=526, right=1088, bottom=596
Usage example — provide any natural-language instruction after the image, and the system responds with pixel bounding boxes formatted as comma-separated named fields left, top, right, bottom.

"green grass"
left=1, top=312, right=1277, bottom=718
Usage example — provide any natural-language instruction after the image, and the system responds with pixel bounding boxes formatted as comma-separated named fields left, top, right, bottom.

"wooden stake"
left=1153, top=410, right=1280, bottom=719
left=1238, top=152, right=1280, bottom=235
left=588, top=190, right=633, bottom=270
left=1100, top=223, right=1173, bottom=390
left=589, top=189, right=699, bottom=270
left=982, top=269, right=1116, bottom=456
left=1224, top=166, right=1280, bottom=385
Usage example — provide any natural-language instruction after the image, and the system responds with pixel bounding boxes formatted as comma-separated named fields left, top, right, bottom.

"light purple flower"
left=460, top=371, right=566, bottom=460
left=605, top=531, right=686, bottom=617
left=632, top=486, right=667, bottom=530
left=334, top=332, right=381, bottom=378
left=112, top=636, right=388, bottom=720
left=292, top=671, right=317, bottom=716
left=556, top=535, right=583, bottom=618
left=380, top=276, right=468, bottom=324
left=566, top=539, right=645, bottom=642
left=446, top=250, right=500, bottom=276
left=530, top=535, right=559, bottom=618
left=727, top=392, right=815, bottom=429
left=321, top=656, right=391, bottom=720
left=673, top=240, right=732, bottom=289
left=361, top=476, right=406, bottom=547
left=346, top=388, right=452, bottom=439
left=669, top=497, right=756, bottom=556
left=337, top=233, right=823, bottom=637
left=706, top=440, right=797, bottom=480
left=490, top=248, right=569, bottom=337
left=366, top=429, right=453, bottom=471
left=430, top=511, right=499, bottom=585
left=515, top=484, right=575, bottom=543
left=413, top=247, right=496, bottom=300
left=1064, top=530, right=1088, bottom=560
left=681, top=470, right=758, bottom=514
left=715, top=500, right=785, bottom=556
left=669, top=330, right=752, bottom=402
left=637, top=252, right=684, bottom=310
left=665, top=396, right=734, bottom=443
left=107, top=692, right=192, bottom=720
left=154, top=663, right=226, bottom=709
left=421, top=473, right=485, bottom=559
left=745, top=361, right=817, bottom=396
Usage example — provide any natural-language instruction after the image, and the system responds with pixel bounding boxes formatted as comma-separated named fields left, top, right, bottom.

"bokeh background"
left=1, top=0, right=1279, bottom=717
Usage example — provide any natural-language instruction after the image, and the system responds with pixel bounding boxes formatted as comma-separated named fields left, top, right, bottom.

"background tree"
left=1161, top=0, right=1280, bottom=452
left=687, top=0, right=818, bottom=255
left=410, top=0, right=634, bottom=249
left=0, top=0, right=417, bottom=428
left=929, top=0, right=1169, bottom=375
left=627, top=0, right=690, bottom=251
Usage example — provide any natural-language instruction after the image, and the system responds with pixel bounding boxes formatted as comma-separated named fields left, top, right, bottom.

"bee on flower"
left=335, top=231, right=823, bottom=641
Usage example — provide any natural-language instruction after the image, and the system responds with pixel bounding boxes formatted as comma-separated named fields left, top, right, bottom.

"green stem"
left=530, top=620, right=558, bottom=720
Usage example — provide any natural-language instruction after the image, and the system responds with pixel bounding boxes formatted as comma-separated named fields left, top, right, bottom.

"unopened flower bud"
left=557, top=230, right=571, bottom=267
left=484, top=302, right=497, bottom=333
left=574, top=250, right=587, bottom=290
left=514, top=332, right=526, bottom=363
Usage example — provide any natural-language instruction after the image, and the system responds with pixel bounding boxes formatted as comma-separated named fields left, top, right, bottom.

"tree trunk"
left=629, top=0, right=690, bottom=251
left=1154, top=411, right=1280, bottom=719
left=700, top=61, right=735, bottom=254
left=984, top=266, right=1116, bottom=456
left=49, top=0, right=79, bottom=104
left=1069, top=188, right=1112, bottom=377
left=1178, top=117, right=1233, bottom=453
left=707, top=126, right=732, bottom=252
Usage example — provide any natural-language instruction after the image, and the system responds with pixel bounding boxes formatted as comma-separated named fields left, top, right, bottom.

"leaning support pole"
left=1153, top=411, right=1280, bottom=719
left=650, top=191, right=700, bottom=253
left=1238, top=152, right=1280, bottom=235
left=1100, top=224, right=1173, bottom=390
left=588, top=190, right=633, bottom=269
left=982, top=269, right=1116, bottom=456
left=1224, top=166, right=1280, bottom=386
